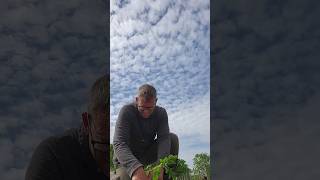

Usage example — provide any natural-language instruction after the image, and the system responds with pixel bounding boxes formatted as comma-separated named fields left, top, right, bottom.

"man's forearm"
left=113, top=141, right=143, bottom=177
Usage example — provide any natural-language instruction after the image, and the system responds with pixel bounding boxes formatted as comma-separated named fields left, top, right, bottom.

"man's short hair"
left=88, top=74, right=109, bottom=121
left=137, top=84, right=157, bottom=101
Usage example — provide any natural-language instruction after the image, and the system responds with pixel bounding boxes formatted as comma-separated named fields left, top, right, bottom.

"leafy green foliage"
left=110, top=144, right=115, bottom=171
left=145, top=163, right=162, bottom=180
left=192, top=153, right=210, bottom=179
left=145, top=155, right=189, bottom=180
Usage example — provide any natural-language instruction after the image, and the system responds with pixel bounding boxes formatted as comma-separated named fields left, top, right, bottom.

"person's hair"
left=88, top=74, right=109, bottom=123
left=137, top=84, right=157, bottom=101
left=80, top=74, right=109, bottom=139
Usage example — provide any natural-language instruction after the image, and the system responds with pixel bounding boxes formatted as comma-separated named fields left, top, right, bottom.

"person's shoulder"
left=30, top=134, right=61, bottom=163
left=56, top=128, right=80, bottom=149
left=35, top=136, right=58, bottom=152
left=122, top=102, right=136, bottom=109
left=155, top=105, right=166, bottom=113
left=26, top=136, right=60, bottom=179
left=35, top=128, right=80, bottom=156
left=120, top=102, right=137, bottom=113
left=58, top=128, right=80, bottom=142
left=26, top=128, right=82, bottom=180
left=154, top=106, right=167, bottom=118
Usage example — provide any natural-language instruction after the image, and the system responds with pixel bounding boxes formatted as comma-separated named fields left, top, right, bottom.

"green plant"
left=110, top=144, right=115, bottom=171
left=144, top=155, right=189, bottom=180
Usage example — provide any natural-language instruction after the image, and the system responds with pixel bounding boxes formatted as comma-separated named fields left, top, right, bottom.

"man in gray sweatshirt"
left=113, top=84, right=179, bottom=180
left=25, top=75, right=109, bottom=180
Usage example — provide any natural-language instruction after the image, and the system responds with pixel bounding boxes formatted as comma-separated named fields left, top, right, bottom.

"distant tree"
left=110, top=144, right=115, bottom=171
left=192, top=153, right=210, bottom=179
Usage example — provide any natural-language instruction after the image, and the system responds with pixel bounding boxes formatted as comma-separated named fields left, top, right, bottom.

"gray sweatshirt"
left=113, top=103, right=170, bottom=177
left=26, top=128, right=107, bottom=180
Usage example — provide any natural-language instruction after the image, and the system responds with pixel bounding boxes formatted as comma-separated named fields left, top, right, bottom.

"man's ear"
left=135, top=97, right=139, bottom=103
left=82, top=112, right=89, bottom=133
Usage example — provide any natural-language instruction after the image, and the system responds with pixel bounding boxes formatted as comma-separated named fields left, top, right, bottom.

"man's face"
left=136, top=97, right=156, bottom=118
left=88, top=110, right=108, bottom=176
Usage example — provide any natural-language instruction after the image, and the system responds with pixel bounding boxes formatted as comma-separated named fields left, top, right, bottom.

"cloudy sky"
left=212, top=0, right=320, bottom=179
left=110, top=0, right=210, bottom=168
left=0, top=1, right=107, bottom=180
left=1, top=0, right=319, bottom=179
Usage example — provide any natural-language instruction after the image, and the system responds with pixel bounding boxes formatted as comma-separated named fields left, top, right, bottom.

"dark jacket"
left=113, top=103, right=170, bottom=177
left=25, top=128, right=107, bottom=180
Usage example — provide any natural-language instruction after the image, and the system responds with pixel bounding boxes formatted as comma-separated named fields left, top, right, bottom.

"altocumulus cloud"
left=212, top=0, right=320, bottom=179
left=110, top=0, right=210, bottom=168
left=0, top=0, right=107, bottom=179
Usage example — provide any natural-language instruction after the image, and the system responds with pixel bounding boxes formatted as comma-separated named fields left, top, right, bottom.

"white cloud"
left=168, top=91, right=210, bottom=168
left=1, top=1, right=107, bottom=179
left=215, top=92, right=320, bottom=179
left=168, top=91, right=210, bottom=141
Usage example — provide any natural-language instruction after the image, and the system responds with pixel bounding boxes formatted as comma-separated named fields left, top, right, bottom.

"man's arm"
left=132, top=167, right=151, bottom=180
left=113, top=105, right=144, bottom=178
left=157, top=108, right=170, bottom=160
left=25, top=138, right=63, bottom=180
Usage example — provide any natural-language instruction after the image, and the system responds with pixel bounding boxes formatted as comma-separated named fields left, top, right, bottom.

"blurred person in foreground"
left=25, top=75, right=109, bottom=180
left=113, top=84, right=179, bottom=180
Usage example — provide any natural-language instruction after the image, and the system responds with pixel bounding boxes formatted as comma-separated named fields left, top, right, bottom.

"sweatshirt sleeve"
left=157, top=108, right=171, bottom=160
left=25, top=138, right=63, bottom=180
left=113, top=105, right=143, bottom=178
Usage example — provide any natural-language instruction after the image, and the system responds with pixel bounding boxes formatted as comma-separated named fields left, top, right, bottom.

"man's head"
left=135, top=84, right=157, bottom=119
left=82, top=75, right=109, bottom=176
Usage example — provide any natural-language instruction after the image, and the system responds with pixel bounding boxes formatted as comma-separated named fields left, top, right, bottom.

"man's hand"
left=158, top=168, right=164, bottom=180
left=132, top=167, right=150, bottom=180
